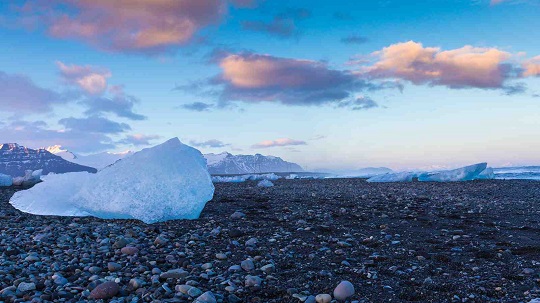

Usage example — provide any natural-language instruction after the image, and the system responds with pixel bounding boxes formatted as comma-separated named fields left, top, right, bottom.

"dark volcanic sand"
left=1, top=179, right=540, bottom=303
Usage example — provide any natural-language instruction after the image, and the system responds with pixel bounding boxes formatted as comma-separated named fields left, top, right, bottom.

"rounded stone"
left=89, top=281, right=119, bottom=299
left=121, top=246, right=139, bottom=255
left=316, top=294, right=332, bottom=303
left=333, top=280, right=355, bottom=301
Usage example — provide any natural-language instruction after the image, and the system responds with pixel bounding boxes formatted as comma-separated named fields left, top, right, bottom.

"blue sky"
left=1, top=0, right=539, bottom=170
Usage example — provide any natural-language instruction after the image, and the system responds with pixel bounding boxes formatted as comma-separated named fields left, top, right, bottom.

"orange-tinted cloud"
left=57, top=61, right=111, bottom=95
left=364, top=41, right=515, bottom=89
left=523, top=56, right=540, bottom=77
left=215, top=52, right=374, bottom=106
left=19, top=0, right=254, bottom=53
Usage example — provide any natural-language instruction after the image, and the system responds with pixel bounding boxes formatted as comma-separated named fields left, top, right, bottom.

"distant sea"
left=493, top=166, right=540, bottom=180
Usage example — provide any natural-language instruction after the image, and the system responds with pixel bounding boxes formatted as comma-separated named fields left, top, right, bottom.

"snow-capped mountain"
left=45, top=145, right=78, bottom=161
left=46, top=145, right=133, bottom=170
left=0, top=143, right=97, bottom=177
left=204, top=152, right=303, bottom=175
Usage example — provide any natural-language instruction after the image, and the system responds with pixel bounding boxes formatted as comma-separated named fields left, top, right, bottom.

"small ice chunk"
left=257, top=180, right=274, bottom=187
left=0, top=174, right=12, bottom=187
left=418, top=163, right=487, bottom=182
left=10, top=138, right=214, bottom=223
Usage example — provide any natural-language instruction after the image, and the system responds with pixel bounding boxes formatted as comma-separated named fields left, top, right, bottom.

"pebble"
left=230, top=211, right=246, bottom=219
left=245, top=275, right=262, bottom=287
left=241, top=259, right=255, bottom=271
left=215, top=253, right=228, bottom=260
left=121, top=246, right=139, bottom=255
left=334, top=280, right=355, bottom=301
left=17, top=282, right=36, bottom=292
left=108, top=262, right=122, bottom=272
left=195, top=291, right=217, bottom=303
left=89, top=281, right=119, bottom=299
left=316, top=294, right=332, bottom=303
left=160, top=268, right=188, bottom=279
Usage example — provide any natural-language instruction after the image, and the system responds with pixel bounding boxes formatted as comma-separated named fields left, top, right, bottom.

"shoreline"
left=1, top=179, right=540, bottom=302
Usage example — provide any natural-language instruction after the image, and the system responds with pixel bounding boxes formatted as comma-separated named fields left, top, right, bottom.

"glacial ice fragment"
left=417, top=163, right=488, bottom=182
left=10, top=138, right=215, bottom=223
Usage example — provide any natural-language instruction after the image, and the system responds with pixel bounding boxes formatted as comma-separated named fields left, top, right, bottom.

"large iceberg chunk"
left=367, top=172, right=420, bottom=183
left=417, top=163, right=487, bottom=182
left=10, top=138, right=214, bottom=223
left=0, top=173, right=12, bottom=187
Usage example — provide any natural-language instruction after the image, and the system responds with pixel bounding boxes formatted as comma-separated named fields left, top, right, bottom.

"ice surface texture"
left=367, top=163, right=493, bottom=183
left=10, top=138, right=215, bottom=223
left=0, top=174, right=12, bottom=187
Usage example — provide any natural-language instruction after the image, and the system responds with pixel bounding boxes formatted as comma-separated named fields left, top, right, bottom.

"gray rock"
left=160, top=269, right=188, bottom=279
left=241, top=259, right=255, bottom=271
left=245, top=275, right=262, bottom=287
left=89, top=281, right=119, bottom=299
left=17, top=282, right=36, bottom=293
left=316, top=294, right=332, bottom=303
left=121, top=246, right=139, bottom=255
left=108, top=262, right=122, bottom=272
left=195, top=291, right=217, bottom=303
left=333, top=280, right=355, bottom=301
left=230, top=211, right=246, bottom=219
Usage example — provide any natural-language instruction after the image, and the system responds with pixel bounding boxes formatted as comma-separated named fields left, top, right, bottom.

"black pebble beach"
left=1, top=179, right=540, bottom=302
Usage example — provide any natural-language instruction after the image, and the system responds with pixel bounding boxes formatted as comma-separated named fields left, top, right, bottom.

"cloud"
left=119, top=134, right=161, bottom=146
left=57, top=61, right=111, bottom=95
left=252, top=138, right=307, bottom=148
left=241, top=8, right=310, bottom=39
left=0, top=70, right=66, bottom=113
left=0, top=119, right=115, bottom=152
left=59, top=116, right=131, bottom=134
left=180, top=102, right=215, bottom=112
left=523, top=56, right=540, bottom=77
left=337, top=96, right=379, bottom=110
left=362, top=41, right=518, bottom=90
left=341, top=34, right=368, bottom=45
left=213, top=52, right=379, bottom=106
left=189, top=139, right=230, bottom=148
left=83, top=94, right=146, bottom=120
left=17, top=0, right=251, bottom=53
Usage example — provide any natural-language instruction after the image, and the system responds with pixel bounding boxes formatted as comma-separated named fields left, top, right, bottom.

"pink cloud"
left=252, top=138, right=307, bottom=148
left=523, top=56, right=540, bottom=77
left=19, top=0, right=244, bottom=53
left=214, top=52, right=372, bottom=106
left=364, top=41, right=514, bottom=89
left=57, top=61, right=111, bottom=95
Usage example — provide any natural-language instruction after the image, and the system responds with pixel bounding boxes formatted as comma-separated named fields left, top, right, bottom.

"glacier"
left=367, top=163, right=493, bottom=183
left=10, top=138, right=215, bottom=223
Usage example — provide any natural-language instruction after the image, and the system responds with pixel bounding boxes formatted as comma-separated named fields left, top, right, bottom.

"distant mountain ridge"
left=47, top=145, right=303, bottom=175
left=0, top=143, right=97, bottom=177
left=204, top=152, right=303, bottom=175
left=46, top=146, right=133, bottom=170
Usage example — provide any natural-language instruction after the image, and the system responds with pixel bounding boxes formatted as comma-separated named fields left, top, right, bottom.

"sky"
left=0, top=0, right=539, bottom=171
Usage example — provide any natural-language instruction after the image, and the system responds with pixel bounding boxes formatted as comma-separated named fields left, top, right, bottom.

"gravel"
left=1, top=179, right=540, bottom=302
